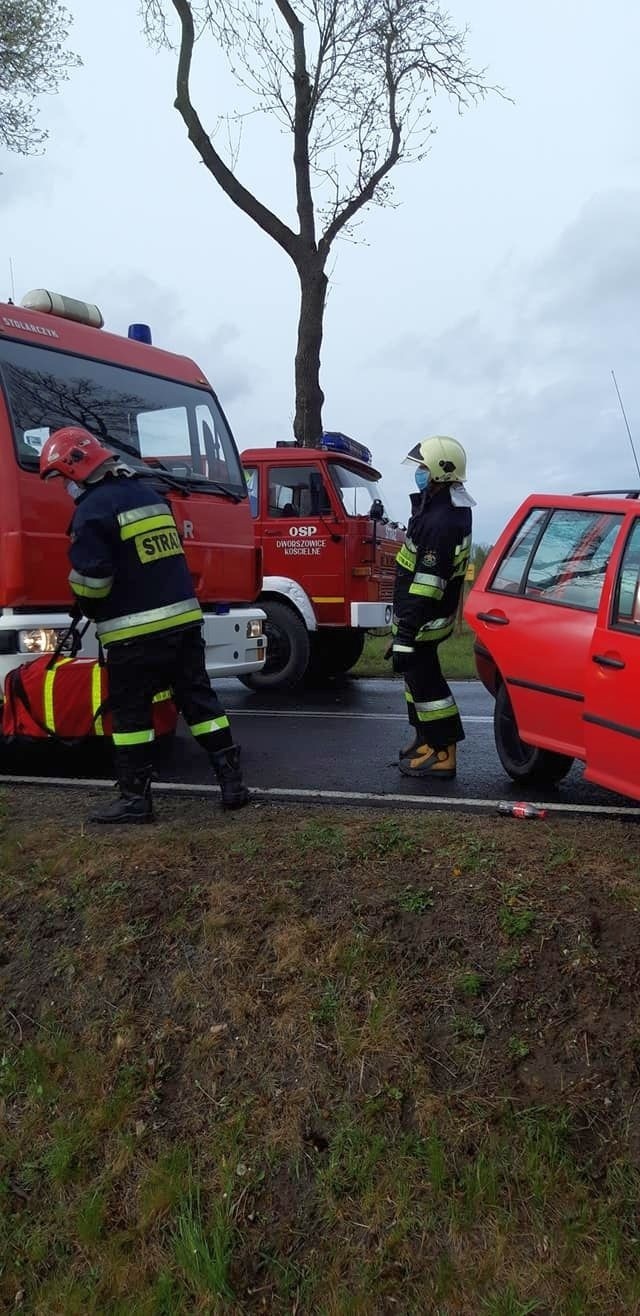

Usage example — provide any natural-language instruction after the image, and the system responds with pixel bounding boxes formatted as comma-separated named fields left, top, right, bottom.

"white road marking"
left=1, top=773, right=637, bottom=816
left=225, top=710, right=492, bottom=723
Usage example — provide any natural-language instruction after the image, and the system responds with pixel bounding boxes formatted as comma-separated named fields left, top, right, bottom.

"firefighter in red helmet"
left=40, top=426, right=249, bottom=822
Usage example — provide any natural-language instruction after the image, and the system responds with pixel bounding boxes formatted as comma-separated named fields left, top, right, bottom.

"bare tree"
left=144, top=0, right=496, bottom=445
left=0, top=0, right=80, bottom=155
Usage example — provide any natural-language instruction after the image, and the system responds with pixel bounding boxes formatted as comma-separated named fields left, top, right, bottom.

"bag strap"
left=5, top=665, right=55, bottom=739
left=48, top=616, right=92, bottom=668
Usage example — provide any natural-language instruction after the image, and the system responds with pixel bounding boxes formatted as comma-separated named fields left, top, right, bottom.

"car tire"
left=239, top=600, right=310, bottom=691
left=494, top=681, right=574, bottom=785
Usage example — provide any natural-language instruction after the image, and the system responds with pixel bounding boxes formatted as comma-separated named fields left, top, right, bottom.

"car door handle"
left=592, top=654, right=625, bottom=670
left=476, top=612, right=510, bottom=626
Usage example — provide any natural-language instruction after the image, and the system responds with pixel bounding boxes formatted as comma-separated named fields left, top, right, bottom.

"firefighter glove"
left=69, top=598, right=84, bottom=622
left=391, top=636, right=416, bottom=674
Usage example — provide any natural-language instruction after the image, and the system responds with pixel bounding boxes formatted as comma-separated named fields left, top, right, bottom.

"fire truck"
left=0, top=290, right=266, bottom=702
left=240, top=434, right=404, bottom=688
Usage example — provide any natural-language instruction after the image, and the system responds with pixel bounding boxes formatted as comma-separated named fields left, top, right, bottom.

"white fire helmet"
left=403, top=435, right=467, bottom=484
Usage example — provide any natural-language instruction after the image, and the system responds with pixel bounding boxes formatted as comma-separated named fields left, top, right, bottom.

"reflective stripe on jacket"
left=392, top=486, right=472, bottom=643
left=68, top=475, right=203, bottom=646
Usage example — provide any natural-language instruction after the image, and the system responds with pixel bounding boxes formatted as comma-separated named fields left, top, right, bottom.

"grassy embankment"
left=353, top=624, right=475, bottom=680
left=1, top=787, right=640, bottom=1314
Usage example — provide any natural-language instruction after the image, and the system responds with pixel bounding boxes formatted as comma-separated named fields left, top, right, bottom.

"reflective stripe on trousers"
left=405, top=690, right=459, bottom=723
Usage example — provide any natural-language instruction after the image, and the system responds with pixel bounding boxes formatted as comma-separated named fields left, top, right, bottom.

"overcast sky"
left=2, top=0, right=639, bottom=540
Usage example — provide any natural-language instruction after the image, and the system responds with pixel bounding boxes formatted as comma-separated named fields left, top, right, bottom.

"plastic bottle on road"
left=497, top=802, right=547, bottom=820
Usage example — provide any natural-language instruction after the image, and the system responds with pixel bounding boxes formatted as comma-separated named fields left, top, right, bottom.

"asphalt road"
left=1, top=677, right=637, bottom=816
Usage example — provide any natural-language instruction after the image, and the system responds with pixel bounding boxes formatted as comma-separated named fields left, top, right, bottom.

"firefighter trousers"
left=106, top=624, right=234, bottom=770
left=404, top=643, right=465, bottom=750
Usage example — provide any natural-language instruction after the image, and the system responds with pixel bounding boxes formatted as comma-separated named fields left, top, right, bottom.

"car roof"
left=519, top=491, right=640, bottom=514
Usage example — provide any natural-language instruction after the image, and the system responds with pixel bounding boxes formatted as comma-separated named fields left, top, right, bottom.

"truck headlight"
left=246, top=620, right=263, bottom=639
left=18, top=627, right=65, bottom=654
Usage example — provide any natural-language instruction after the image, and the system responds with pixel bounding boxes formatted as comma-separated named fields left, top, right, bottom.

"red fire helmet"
left=39, top=427, right=115, bottom=483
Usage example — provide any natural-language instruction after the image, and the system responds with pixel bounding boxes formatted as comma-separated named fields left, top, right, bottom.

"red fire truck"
left=0, top=290, right=266, bottom=705
left=240, top=434, right=404, bottom=688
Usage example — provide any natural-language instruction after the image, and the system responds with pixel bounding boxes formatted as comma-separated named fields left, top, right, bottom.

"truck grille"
left=378, top=579, right=394, bottom=601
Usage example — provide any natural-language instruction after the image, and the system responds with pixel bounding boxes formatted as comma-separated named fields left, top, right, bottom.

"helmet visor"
left=402, top=443, right=426, bottom=467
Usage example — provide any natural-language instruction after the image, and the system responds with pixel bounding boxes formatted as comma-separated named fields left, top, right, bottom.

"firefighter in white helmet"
left=390, top=436, right=474, bottom=779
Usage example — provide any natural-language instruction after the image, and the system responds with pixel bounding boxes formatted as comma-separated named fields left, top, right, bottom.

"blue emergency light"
left=128, top=323, right=153, bottom=345
left=321, top=431, right=372, bottom=465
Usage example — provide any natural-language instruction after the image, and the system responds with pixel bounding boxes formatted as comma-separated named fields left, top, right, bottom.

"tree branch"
left=319, top=18, right=401, bottom=257
left=171, top=0, right=299, bottom=260
left=273, top=0, right=316, bottom=248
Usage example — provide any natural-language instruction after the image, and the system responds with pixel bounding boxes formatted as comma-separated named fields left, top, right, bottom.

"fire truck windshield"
left=330, top=461, right=385, bottom=518
left=0, top=338, right=246, bottom=497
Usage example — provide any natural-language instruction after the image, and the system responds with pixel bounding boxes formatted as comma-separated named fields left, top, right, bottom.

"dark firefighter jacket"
left=67, top=474, right=202, bottom=647
left=393, top=486, right=472, bottom=645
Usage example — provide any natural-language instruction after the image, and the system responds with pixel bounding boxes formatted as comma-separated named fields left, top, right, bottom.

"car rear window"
left=490, top=507, right=623, bottom=611
left=613, top=520, right=640, bottom=627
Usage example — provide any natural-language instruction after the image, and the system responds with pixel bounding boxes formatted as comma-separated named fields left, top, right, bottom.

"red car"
left=464, top=490, right=640, bottom=801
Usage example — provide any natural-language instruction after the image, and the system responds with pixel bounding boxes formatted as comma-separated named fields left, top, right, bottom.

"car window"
left=243, top=466, right=259, bottom=517
left=490, top=508, right=548, bottom=594
left=267, top=465, right=332, bottom=518
left=613, top=520, right=640, bottom=628
left=524, top=510, right=622, bottom=610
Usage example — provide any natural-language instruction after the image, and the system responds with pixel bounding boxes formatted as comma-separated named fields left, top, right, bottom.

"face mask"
left=414, top=468, right=430, bottom=492
left=65, top=480, right=83, bottom=501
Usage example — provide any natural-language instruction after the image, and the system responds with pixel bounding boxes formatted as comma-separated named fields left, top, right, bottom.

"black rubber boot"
left=210, top=744, right=249, bottom=810
left=89, top=767, right=154, bottom=824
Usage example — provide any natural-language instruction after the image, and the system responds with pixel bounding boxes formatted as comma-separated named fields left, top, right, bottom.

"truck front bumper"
left=350, top=602, right=393, bottom=629
left=202, top=608, right=267, bottom=678
left=0, top=608, right=267, bottom=688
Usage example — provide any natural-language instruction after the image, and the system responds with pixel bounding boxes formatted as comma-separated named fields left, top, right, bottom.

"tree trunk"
left=293, top=261, right=328, bottom=446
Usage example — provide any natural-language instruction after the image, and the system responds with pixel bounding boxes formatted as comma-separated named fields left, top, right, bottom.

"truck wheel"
left=307, top=629, right=365, bottom=680
left=494, top=682, right=574, bottom=785
left=239, top=600, right=310, bottom=690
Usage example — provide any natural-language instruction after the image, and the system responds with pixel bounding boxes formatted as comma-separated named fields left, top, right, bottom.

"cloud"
left=369, top=190, right=640, bottom=539
left=0, top=153, right=54, bottom=217
left=91, top=271, right=255, bottom=405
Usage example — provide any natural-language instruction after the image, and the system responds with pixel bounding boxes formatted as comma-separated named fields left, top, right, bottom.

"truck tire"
left=307, top=628, right=365, bottom=681
left=494, top=681, right=574, bottom=785
left=239, top=600, right=310, bottom=691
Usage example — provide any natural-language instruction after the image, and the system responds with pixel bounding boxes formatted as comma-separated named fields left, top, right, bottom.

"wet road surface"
left=1, top=678, right=637, bottom=817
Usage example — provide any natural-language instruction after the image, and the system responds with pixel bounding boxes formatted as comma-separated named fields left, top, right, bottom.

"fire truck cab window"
left=0, top=338, right=245, bottom=494
left=268, top=466, right=331, bottom=518
left=330, top=462, right=383, bottom=517
left=243, top=466, right=259, bottom=517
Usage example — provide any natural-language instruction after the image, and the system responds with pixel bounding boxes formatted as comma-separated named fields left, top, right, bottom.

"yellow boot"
left=399, top=743, right=457, bottom=780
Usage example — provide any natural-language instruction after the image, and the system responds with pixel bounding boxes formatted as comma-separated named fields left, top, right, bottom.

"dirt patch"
left=1, top=786, right=640, bottom=1313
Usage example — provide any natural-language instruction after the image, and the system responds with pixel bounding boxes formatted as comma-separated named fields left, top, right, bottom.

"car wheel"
left=494, top=682, right=574, bottom=785
left=239, top=600, right=310, bottom=690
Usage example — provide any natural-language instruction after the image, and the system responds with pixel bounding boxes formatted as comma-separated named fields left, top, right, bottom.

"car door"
left=262, top=463, right=346, bottom=620
left=470, top=506, right=623, bottom=758
left=583, top=514, right=640, bottom=799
